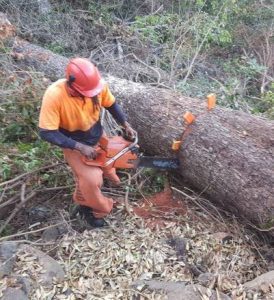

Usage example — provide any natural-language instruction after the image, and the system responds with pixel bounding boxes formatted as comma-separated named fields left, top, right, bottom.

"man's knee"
left=79, top=166, right=103, bottom=187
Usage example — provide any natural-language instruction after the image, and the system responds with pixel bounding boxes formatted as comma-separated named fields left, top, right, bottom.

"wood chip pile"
left=2, top=203, right=268, bottom=300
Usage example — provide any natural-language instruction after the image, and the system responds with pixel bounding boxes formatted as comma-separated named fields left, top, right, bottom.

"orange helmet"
left=65, top=58, right=105, bottom=97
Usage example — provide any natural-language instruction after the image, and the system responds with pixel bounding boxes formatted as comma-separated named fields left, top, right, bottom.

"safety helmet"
left=65, top=58, right=105, bottom=97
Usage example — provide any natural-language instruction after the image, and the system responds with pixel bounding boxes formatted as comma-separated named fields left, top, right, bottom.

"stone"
left=41, top=225, right=67, bottom=242
left=167, top=284, right=231, bottom=300
left=132, top=279, right=186, bottom=293
left=1, top=275, right=32, bottom=297
left=15, top=276, right=32, bottom=295
left=19, top=244, right=65, bottom=287
left=0, top=241, right=19, bottom=279
left=197, top=272, right=216, bottom=288
left=132, top=279, right=231, bottom=300
left=1, top=287, right=28, bottom=300
left=244, top=271, right=274, bottom=291
left=166, top=237, right=188, bottom=260
left=26, top=205, right=51, bottom=223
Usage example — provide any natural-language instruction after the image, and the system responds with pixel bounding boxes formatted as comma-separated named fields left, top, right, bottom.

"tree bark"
left=10, top=38, right=274, bottom=232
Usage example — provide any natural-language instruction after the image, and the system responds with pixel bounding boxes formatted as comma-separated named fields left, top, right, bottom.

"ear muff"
left=68, top=74, right=75, bottom=83
left=67, top=74, right=75, bottom=87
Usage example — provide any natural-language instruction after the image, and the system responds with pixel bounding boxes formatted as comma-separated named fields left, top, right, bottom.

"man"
left=39, top=58, right=135, bottom=227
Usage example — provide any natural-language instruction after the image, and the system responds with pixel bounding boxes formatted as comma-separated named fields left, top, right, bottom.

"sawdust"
left=133, top=188, right=186, bottom=229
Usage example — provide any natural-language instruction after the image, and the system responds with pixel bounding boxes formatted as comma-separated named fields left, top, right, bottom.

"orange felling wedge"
left=183, top=111, right=196, bottom=124
left=207, top=93, right=216, bottom=110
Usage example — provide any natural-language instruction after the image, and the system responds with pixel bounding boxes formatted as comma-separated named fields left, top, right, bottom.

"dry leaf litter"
left=0, top=197, right=269, bottom=300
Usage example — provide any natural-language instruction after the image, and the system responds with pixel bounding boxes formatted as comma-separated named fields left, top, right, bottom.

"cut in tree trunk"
left=9, top=38, right=274, bottom=234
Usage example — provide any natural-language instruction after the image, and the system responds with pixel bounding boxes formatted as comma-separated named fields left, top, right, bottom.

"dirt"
left=133, top=187, right=187, bottom=229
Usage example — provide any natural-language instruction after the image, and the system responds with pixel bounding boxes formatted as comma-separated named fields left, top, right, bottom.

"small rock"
left=244, top=271, right=274, bottom=291
left=41, top=225, right=67, bottom=242
left=0, top=241, right=19, bottom=279
left=168, top=284, right=231, bottom=300
left=26, top=205, right=51, bottom=223
left=197, top=272, right=216, bottom=288
left=167, top=237, right=188, bottom=259
left=19, top=244, right=65, bottom=287
left=132, top=280, right=231, bottom=300
left=15, top=276, right=32, bottom=295
left=1, top=275, right=32, bottom=296
left=1, top=287, right=28, bottom=300
left=131, top=279, right=185, bottom=293
left=187, top=263, right=207, bottom=277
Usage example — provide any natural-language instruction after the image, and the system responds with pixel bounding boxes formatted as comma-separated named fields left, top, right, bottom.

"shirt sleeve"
left=39, top=89, right=61, bottom=130
left=39, top=129, right=76, bottom=149
left=100, top=84, right=115, bottom=108
left=106, top=102, right=127, bottom=125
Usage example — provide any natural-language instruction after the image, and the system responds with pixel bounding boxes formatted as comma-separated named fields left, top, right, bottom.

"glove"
left=75, top=142, right=97, bottom=159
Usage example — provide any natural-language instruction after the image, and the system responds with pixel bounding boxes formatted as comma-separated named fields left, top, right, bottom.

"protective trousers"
left=63, top=149, right=119, bottom=218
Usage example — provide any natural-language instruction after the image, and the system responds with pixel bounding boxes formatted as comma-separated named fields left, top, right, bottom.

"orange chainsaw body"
left=83, top=136, right=138, bottom=169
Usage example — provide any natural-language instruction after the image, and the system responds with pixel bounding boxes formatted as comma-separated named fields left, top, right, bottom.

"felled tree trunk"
left=10, top=38, right=274, bottom=232
left=37, top=0, right=52, bottom=15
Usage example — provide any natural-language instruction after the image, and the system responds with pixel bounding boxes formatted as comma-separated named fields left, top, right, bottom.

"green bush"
left=132, top=13, right=180, bottom=44
left=0, top=73, right=47, bottom=142
left=255, top=83, right=274, bottom=119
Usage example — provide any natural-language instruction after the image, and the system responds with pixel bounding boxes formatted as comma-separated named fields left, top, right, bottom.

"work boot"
left=104, top=178, right=121, bottom=188
left=77, top=205, right=106, bottom=228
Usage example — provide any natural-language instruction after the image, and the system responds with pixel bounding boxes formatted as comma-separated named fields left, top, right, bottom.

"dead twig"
left=171, top=186, right=225, bottom=226
left=119, top=171, right=132, bottom=215
left=248, top=222, right=274, bottom=232
left=0, top=219, right=77, bottom=242
left=0, top=163, right=63, bottom=188
left=0, top=194, right=19, bottom=209
left=0, top=184, right=37, bottom=236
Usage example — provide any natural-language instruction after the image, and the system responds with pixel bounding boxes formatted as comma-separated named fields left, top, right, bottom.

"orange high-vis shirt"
left=39, top=79, right=115, bottom=131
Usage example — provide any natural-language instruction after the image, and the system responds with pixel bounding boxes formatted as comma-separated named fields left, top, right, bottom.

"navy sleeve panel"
left=106, top=102, right=127, bottom=125
left=39, top=128, right=76, bottom=149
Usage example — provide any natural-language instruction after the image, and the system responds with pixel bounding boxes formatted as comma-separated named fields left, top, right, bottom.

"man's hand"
left=75, top=142, right=97, bottom=159
left=123, top=121, right=136, bottom=141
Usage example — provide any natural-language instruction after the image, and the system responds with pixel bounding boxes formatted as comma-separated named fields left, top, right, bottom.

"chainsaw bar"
left=136, top=157, right=180, bottom=169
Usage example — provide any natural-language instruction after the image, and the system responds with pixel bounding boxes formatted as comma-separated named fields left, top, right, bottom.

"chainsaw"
left=83, top=94, right=217, bottom=170
left=83, top=133, right=180, bottom=170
